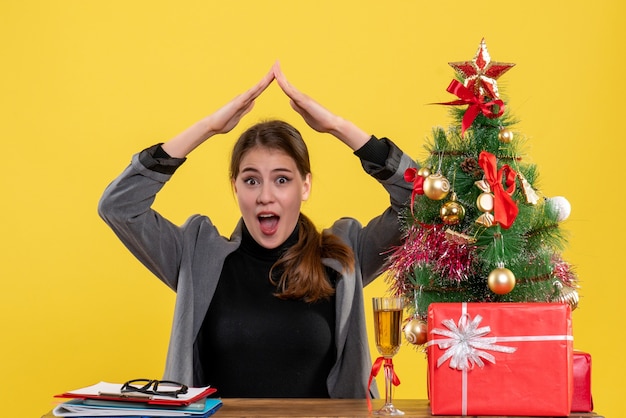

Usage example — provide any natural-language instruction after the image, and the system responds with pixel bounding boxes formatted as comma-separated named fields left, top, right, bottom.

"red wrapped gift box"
left=572, top=351, right=593, bottom=412
left=427, top=302, right=573, bottom=416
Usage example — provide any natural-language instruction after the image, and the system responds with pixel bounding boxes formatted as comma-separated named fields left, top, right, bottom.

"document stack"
left=52, top=380, right=221, bottom=417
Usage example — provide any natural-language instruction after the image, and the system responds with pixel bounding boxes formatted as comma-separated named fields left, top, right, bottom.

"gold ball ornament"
left=417, top=167, right=432, bottom=177
left=498, top=128, right=514, bottom=143
left=440, top=193, right=465, bottom=225
left=404, top=318, right=428, bottom=345
left=488, top=267, right=516, bottom=295
left=423, top=173, right=450, bottom=200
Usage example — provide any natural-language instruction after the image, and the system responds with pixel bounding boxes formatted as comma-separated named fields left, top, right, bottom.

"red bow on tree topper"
left=438, top=80, right=505, bottom=137
left=478, top=151, right=518, bottom=229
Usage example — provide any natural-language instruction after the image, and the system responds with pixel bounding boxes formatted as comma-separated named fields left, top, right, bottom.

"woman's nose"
left=256, top=184, right=274, bottom=203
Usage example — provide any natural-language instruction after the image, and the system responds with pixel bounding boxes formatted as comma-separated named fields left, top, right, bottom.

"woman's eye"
left=244, top=177, right=258, bottom=186
left=277, top=176, right=290, bottom=185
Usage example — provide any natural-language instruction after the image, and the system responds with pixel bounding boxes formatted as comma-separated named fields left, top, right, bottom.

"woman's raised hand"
left=162, top=63, right=371, bottom=158
left=273, top=62, right=339, bottom=134
left=162, top=69, right=275, bottom=158
left=206, top=68, right=275, bottom=135
left=273, top=62, right=370, bottom=151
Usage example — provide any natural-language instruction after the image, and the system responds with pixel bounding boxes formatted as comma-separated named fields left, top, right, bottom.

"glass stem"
left=384, top=358, right=393, bottom=406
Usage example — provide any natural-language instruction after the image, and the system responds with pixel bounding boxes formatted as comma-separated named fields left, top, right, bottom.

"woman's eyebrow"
left=240, top=166, right=294, bottom=174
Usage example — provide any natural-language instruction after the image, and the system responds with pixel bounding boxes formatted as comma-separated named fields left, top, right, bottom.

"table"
left=213, top=399, right=603, bottom=417
left=42, top=398, right=603, bottom=418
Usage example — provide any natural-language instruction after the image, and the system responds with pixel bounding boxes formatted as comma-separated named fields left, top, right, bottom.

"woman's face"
left=233, top=146, right=311, bottom=249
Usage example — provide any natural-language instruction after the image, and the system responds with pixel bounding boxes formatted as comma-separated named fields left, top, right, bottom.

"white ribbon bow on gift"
left=429, top=312, right=517, bottom=370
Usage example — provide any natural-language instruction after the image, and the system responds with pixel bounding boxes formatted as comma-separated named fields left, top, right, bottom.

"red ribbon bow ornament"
left=438, top=79, right=506, bottom=137
left=478, top=151, right=518, bottom=229
left=404, top=167, right=424, bottom=214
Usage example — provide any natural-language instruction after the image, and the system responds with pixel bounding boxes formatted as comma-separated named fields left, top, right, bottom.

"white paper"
left=67, top=381, right=210, bottom=402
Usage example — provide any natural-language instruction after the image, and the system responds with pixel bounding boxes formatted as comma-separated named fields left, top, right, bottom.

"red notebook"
left=55, top=381, right=217, bottom=406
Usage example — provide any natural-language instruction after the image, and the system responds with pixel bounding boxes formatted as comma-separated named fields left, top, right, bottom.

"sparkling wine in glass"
left=372, top=297, right=404, bottom=416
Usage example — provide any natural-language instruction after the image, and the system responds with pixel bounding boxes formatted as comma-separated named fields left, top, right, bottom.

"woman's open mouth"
left=258, top=213, right=279, bottom=235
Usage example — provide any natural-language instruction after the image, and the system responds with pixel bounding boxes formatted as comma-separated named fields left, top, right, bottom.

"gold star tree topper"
left=449, top=39, right=515, bottom=100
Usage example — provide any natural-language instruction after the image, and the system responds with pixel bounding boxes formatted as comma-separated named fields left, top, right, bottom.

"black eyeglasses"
left=120, top=379, right=189, bottom=398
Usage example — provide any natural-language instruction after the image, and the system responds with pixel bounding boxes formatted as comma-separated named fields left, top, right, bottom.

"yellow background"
left=1, top=1, right=623, bottom=416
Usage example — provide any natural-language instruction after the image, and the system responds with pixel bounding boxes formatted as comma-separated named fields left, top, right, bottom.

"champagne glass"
left=372, top=297, right=404, bottom=416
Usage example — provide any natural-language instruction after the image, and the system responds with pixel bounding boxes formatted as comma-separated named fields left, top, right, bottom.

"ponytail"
left=270, top=214, right=354, bottom=302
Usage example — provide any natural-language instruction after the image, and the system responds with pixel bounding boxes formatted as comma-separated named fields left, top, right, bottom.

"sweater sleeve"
left=346, top=137, right=418, bottom=285
left=97, top=148, right=190, bottom=290
left=353, top=135, right=390, bottom=168
left=359, top=136, right=416, bottom=212
left=138, top=143, right=187, bottom=174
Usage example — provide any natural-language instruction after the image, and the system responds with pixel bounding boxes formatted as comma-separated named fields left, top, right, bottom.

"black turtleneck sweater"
left=186, top=135, right=390, bottom=397
left=195, top=224, right=337, bottom=397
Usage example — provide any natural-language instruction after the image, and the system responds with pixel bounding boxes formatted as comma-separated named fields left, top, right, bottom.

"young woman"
left=98, top=63, right=417, bottom=398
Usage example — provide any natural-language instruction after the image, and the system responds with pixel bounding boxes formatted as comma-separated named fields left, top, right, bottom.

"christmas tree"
left=385, top=39, right=579, bottom=346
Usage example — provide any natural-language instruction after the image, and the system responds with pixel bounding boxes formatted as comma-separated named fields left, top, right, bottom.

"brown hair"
left=230, top=120, right=355, bottom=302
